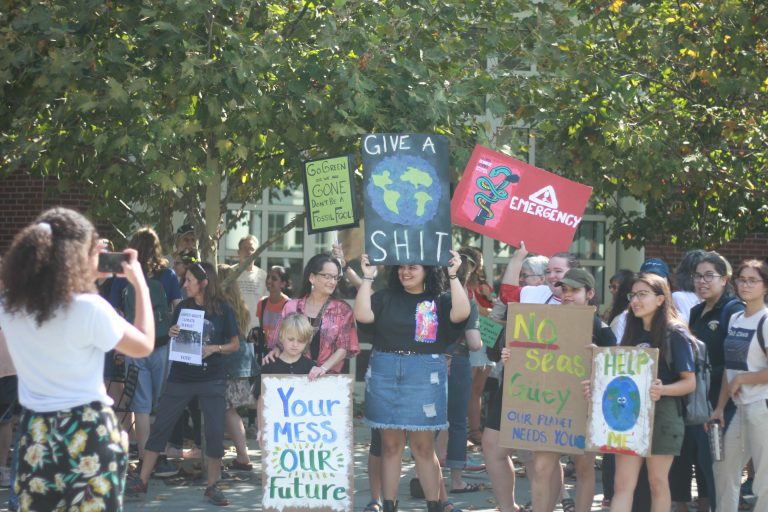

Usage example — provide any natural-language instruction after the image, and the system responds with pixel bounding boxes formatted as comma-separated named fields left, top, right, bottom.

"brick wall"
left=645, top=233, right=768, bottom=271
left=0, top=170, right=100, bottom=253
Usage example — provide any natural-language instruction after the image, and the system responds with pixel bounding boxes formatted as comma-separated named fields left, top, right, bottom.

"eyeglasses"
left=627, top=290, right=654, bottom=301
left=521, top=273, right=543, bottom=279
left=315, top=272, right=341, bottom=282
left=692, top=272, right=722, bottom=283
left=735, top=278, right=763, bottom=287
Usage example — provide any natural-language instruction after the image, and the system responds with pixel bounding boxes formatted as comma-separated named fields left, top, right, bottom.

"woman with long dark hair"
left=354, top=251, right=469, bottom=512
left=126, top=262, right=239, bottom=506
left=265, top=254, right=359, bottom=379
left=603, top=273, right=696, bottom=511
left=0, top=207, right=155, bottom=511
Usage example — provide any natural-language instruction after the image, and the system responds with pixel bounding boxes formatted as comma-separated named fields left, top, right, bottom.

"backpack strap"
left=718, top=297, right=743, bottom=337
left=757, top=313, right=767, bottom=354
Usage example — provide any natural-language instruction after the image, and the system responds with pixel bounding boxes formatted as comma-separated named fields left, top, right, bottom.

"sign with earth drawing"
left=586, top=346, right=658, bottom=457
left=451, top=145, right=593, bottom=257
left=361, top=133, right=451, bottom=265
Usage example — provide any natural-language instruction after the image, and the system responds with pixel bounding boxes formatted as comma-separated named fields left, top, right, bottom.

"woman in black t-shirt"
left=354, top=252, right=469, bottom=512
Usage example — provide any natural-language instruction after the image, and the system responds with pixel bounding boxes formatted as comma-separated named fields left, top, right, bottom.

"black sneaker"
left=152, top=456, right=179, bottom=478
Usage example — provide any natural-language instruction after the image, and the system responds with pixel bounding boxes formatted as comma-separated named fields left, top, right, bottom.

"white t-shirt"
left=673, top=291, right=701, bottom=324
left=237, top=266, right=267, bottom=329
left=520, top=284, right=561, bottom=305
left=724, top=308, right=768, bottom=405
left=0, top=294, right=125, bottom=412
left=610, top=311, right=628, bottom=343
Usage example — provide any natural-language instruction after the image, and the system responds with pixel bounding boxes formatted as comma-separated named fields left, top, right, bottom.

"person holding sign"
left=0, top=208, right=156, bottom=511
left=592, top=273, right=695, bottom=512
left=525, top=268, right=616, bottom=512
left=354, top=252, right=470, bottom=512
left=711, top=259, right=768, bottom=512
left=126, top=262, right=240, bottom=506
left=265, top=253, right=360, bottom=379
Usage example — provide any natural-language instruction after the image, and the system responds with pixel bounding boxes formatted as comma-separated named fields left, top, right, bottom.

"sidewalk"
left=126, top=420, right=605, bottom=511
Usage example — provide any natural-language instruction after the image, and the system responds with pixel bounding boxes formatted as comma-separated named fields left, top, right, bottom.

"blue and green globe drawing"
left=366, top=155, right=441, bottom=226
left=602, top=376, right=641, bottom=432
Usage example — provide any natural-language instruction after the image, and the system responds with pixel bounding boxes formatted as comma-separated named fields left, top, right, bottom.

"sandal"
left=363, top=500, right=382, bottom=512
left=226, top=460, right=253, bottom=471
left=450, top=482, right=483, bottom=494
left=440, top=501, right=462, bottom=512
left=561, top=497, right=576, bottom=512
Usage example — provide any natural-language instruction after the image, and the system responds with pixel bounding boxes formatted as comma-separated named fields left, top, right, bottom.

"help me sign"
left=451, top=145, right=592, bottom=256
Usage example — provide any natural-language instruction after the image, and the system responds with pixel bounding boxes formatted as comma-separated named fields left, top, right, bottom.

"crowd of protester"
left=0, top=207, right=766, bottom=511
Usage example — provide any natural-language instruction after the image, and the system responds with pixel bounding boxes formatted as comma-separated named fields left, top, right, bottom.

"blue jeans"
left=445, top=351, right=472, bottom=469
left=127, top=344, right=169, bottom=414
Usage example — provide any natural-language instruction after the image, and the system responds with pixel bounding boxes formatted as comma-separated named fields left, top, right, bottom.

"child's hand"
left=308, top=365, right=328, bottom=381
left=262, top=347, right=280, bottom=365
left=650, top=379, right=664, bottom=401
left=500, top=347, right=511, bottom=363
left=581, top=379, right=592, bottom=401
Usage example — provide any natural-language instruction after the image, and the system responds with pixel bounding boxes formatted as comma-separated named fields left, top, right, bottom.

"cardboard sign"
left=260, top=374, right=354, bottom=512
left=587, top=347, right=659, bottom=457
left=361, top=133, right=451, bottom=265
left=302, top=155, right=359, bottom=234
left=451, top=145, right=592, bottom=256
left=169, top=308, right=204, bottom=365
left=479, top=315, right=504, bottom=348
left=498, top=304, right=594, bottom=454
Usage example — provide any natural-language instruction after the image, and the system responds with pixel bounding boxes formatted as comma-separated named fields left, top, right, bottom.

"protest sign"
left=587, top=347, right=658, bottom=457
left=169, top=308, right=204, bottom=365
left=302, top=155, right=359, bottom=234
left=260, top=374, right=354, bottom=512
left=361, top=133, right=451, bottom=265
left=451, top=145, right=592, bottom=256
left=498, top=304, right=594, bottom=454
left=479, top=315, right=504, bottom=348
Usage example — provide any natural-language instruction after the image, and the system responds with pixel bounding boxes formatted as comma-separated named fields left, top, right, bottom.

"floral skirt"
left=15, top=402, right=128, bottom=511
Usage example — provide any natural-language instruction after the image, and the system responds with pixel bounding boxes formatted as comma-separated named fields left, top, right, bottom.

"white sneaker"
left=0, top=466, right=11, bottom=487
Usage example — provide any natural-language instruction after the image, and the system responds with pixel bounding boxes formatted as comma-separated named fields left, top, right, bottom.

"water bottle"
left=708, top=420, right=724, bottom=461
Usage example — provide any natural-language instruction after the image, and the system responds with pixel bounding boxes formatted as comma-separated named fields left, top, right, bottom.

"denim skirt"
left=364, top=350, right=448, bottom=431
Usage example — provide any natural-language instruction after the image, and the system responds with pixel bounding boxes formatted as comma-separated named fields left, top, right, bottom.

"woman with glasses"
left=670, top=252, right=743, bottom=511
left=598, top=273, right=696, bottom=512
left=711, top=259, right=768, bottom=511
left=126, top=262, right=240, bottom=506
left=265, top=253, right=359, bottom=379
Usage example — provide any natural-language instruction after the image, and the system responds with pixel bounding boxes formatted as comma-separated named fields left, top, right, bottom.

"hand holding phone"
left=98, top=252, right=130, bottom=274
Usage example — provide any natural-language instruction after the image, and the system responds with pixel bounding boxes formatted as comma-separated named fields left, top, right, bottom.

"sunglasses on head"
left=191, top=263, right=208, bottom=279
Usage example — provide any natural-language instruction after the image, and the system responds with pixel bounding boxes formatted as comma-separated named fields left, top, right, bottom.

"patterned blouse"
left=267, top=298, right=360, bottom=373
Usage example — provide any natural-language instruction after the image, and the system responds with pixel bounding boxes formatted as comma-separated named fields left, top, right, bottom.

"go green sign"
left=302, top=155, right=359, bottom=234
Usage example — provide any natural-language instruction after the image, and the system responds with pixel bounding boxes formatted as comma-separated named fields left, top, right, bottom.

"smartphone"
left=98, top=252, right=129, bottom=274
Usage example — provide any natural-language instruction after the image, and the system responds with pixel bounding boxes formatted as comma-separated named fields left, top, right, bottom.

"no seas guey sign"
left=587, top=347, right=658, bottom=457
left=499, top=304, right=594, bottom=455
left=302, top=155, right=359, bottom=234
left=260, top=374, right=354, bottom=512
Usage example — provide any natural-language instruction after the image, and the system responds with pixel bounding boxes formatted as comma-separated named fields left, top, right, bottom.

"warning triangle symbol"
left=528, top=185, right=558, bottom=209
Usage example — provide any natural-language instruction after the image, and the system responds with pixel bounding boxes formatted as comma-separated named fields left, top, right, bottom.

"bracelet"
left=448, top=274, right=458, bottom=280
left=319, top=366, right=328, bottom=373
left=362, top=276, right=375, bottom=281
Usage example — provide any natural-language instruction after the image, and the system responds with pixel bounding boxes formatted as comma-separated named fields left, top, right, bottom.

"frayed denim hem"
left=364, top=418, right=448, bottom=431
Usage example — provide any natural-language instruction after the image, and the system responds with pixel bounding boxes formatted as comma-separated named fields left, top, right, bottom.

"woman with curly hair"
left=354, top=251, right=469, bottom=512
left=0, top=207, right=155, bottom=511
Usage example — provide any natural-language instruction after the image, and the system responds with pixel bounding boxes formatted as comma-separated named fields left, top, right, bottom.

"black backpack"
left=663, top=328, right=711, bottom=425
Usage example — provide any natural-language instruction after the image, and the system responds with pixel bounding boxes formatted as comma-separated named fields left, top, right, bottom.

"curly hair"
left=1, top=208, right=99, bottom=325
left=217, top=264, right=251, bottom=336
left=387, top=264, right=445, bottom=297
left=128, top=227, right=168, bottom=277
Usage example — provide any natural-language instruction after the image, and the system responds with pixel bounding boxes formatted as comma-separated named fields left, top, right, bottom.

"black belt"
left=375, top=347, right=428, bottom=356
